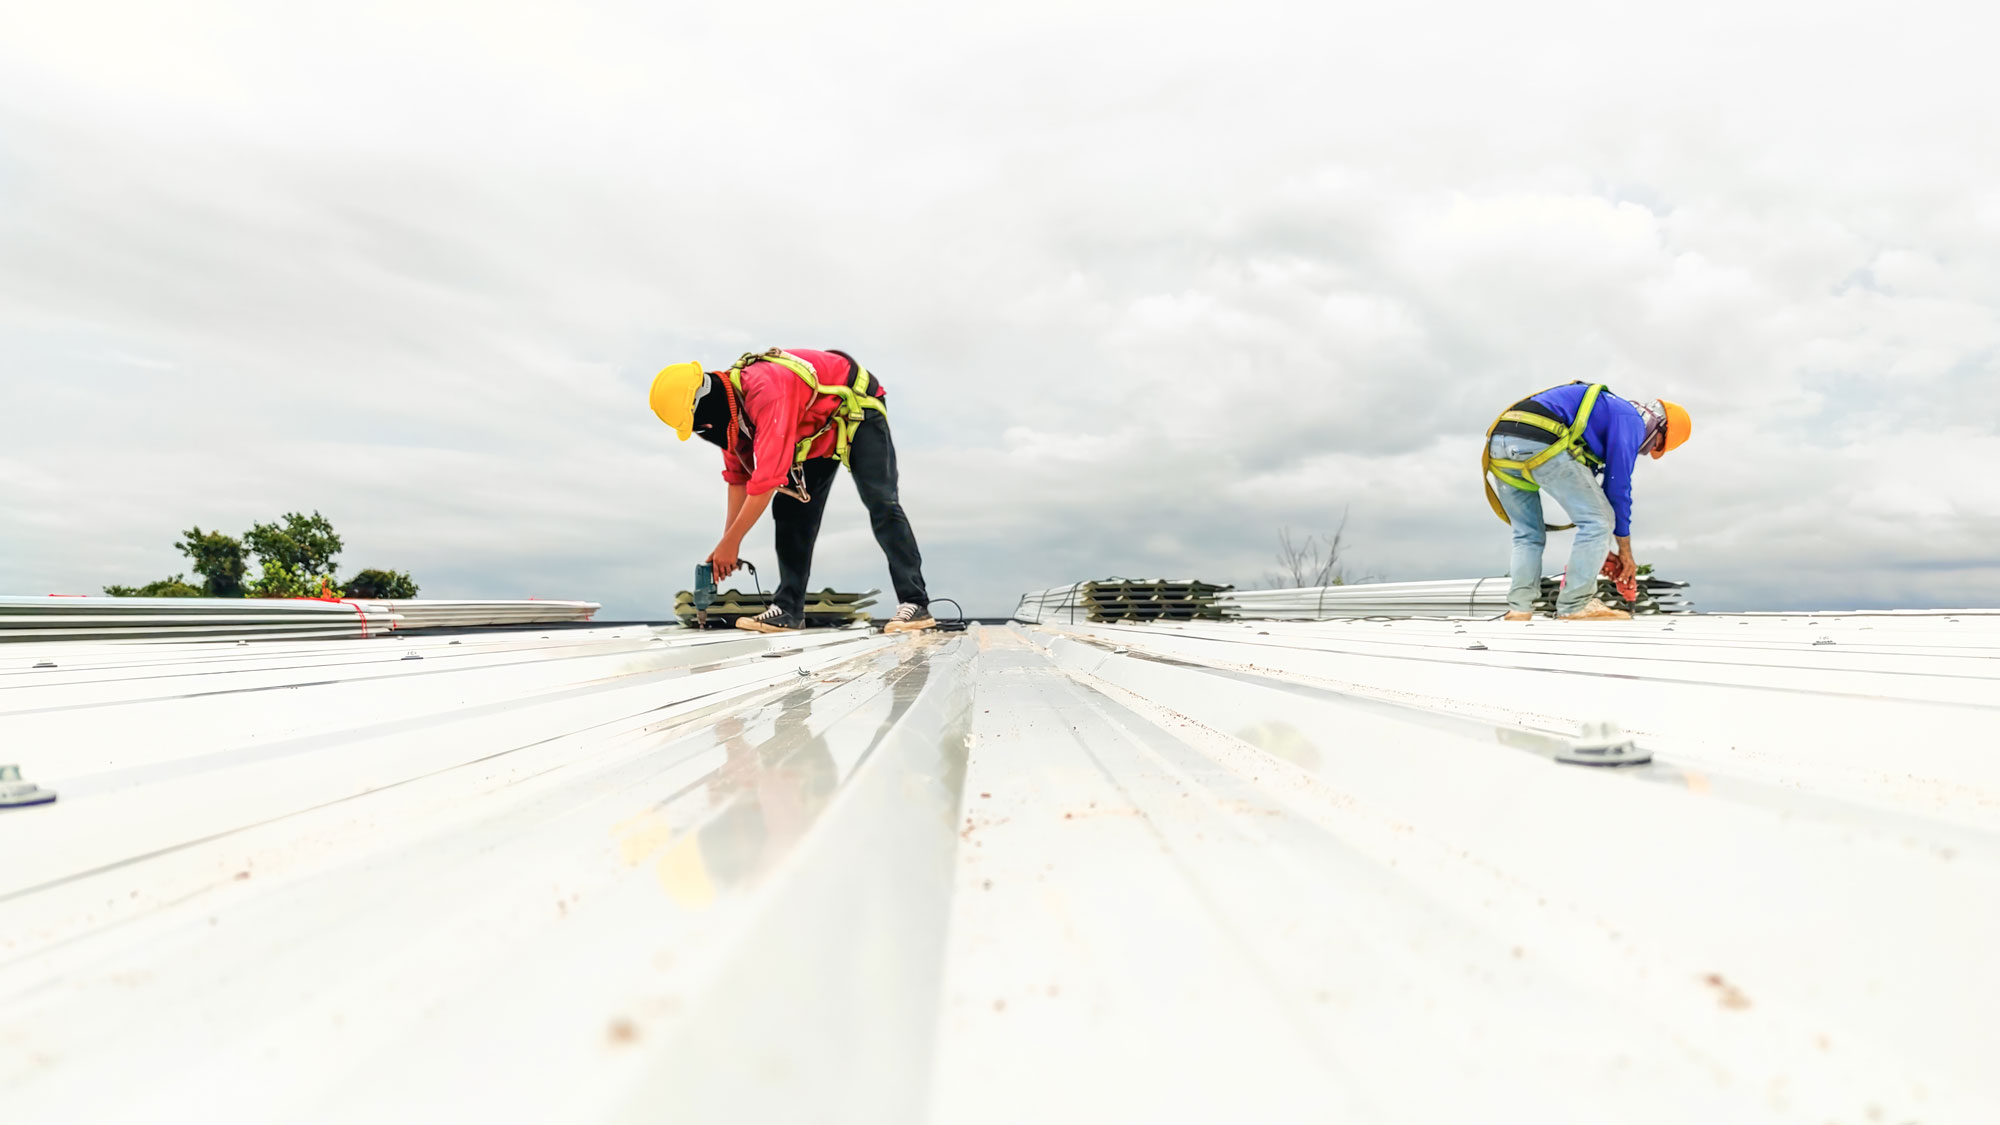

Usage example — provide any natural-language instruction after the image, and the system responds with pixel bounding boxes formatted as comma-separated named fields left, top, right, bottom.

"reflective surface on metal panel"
left=1, top=614, right=1993, bottom=1122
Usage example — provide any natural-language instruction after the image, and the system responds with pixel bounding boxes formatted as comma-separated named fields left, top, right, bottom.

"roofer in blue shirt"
left=1482, top=383, right=1692, bottom=621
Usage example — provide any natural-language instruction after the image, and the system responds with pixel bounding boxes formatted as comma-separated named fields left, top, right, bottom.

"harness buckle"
left=775, top=465, right=813, bottom=504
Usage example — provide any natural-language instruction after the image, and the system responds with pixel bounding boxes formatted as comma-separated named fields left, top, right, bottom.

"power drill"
left=692, top=560, right=755, bottom=627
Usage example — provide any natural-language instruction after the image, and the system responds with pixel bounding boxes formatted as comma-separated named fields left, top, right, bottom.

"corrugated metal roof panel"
left=2, top=614, right=1993, bottom=1122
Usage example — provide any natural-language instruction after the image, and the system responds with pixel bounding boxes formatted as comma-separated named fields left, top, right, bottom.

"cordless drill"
left=692, top=560, right=755, bottom=627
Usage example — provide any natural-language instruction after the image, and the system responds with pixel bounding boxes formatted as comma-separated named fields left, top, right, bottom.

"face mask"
left=1639, top=400, right=1667, bottom=453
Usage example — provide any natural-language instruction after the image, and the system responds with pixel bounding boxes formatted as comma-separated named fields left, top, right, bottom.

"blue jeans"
left=1488, top=434, right=1615, bottom=615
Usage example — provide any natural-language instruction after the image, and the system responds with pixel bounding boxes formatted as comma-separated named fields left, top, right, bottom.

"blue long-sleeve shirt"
left=1526, top=383, right=1645, bottom=537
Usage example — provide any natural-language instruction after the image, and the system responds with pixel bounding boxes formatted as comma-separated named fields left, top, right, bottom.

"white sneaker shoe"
left=883, top=603, right=936, bottom=634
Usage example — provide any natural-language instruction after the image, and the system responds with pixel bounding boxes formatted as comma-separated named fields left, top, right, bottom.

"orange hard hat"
left=1651, top=399, right=1691, bottom=458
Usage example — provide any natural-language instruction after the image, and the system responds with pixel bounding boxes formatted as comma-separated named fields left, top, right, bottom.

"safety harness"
left=1482, top=382, right=1607, bottom=532
left=724, top=348, right=888, bottom=470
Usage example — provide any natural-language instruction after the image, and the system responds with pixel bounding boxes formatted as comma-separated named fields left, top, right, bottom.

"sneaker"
left=883, top=603, right=937, bottom=634
left=1558, top=598, right=1632, bottom=621
left=735, top=606, right=803, bottom=633
left=1503, top=611, right=1534, bottom=622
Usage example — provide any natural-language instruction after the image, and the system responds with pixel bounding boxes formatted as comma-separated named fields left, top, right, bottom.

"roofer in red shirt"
left=649, top=348, right=935, bottom=634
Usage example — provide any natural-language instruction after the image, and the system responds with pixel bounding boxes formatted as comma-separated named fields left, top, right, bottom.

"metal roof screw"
left=1556, top=720, right=1651, bottom=767
left=0, top=764, right=57, bottom=809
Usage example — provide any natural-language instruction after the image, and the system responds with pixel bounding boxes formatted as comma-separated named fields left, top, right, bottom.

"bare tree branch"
left=1266, top=511, right=1352, bottom=589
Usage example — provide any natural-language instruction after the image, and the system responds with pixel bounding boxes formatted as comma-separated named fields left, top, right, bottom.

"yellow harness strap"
left=1482, top=383, right=1607, bottom=532
left=726, top=349, right=888, bottom=469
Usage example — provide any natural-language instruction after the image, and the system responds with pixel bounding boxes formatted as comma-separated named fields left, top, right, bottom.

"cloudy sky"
left=4, top=0, right=1998, bottom=617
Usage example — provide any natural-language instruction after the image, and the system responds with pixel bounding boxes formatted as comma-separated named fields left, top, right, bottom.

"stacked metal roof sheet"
left=1011, top=579, right=1230, bottom=624
left=2, top=611, right=1992, bottom=1121
left=1219, top=577, right=1515, bottom=619
left=1011, top=582, right=1090, bottom=624
left=369, top=599, right=599, bottom=630
left=1218, top=574, right=1695, bottom=619
left=0, top=596, right=603, bottom=643
left=672, top=587, right=878, bottom=629
left=0, top=595, right=401, bottom=642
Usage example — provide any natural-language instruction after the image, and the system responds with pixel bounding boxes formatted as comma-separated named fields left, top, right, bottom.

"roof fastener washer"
left=1555, top=721, right=1651, bottom=767
left=0, top=764, right=57, bottom=809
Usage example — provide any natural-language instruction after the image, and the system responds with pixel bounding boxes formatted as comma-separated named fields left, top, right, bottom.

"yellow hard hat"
left=1652, top=400, right=1691, bottom=458
left=648, top=362, right=706, bottom=440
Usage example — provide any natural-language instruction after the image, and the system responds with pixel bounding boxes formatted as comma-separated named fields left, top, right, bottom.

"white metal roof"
left=1, top=613, right=1994, bottom=1122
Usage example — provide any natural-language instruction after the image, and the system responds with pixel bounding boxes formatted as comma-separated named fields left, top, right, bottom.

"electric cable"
left=927, top=597, right=970, bottom=632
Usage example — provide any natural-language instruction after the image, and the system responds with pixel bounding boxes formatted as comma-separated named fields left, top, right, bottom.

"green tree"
left=343, top=568, right=419, bottom=600
left=245, top=511, right=344, bottom=598
left=103, top=575, right=205, bottom=597
left=175, top=526, right=248, bottom=597
left=103, top=511, right=421, bottom=602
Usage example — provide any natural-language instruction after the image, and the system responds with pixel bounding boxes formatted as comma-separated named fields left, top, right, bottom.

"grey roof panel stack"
left=1012, top=579, right=1231, bottom=624
left=673, top=588, right=879, bottom=629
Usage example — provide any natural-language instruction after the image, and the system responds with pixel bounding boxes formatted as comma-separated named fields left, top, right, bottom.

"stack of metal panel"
left=1622, top=575, right=1694, bottom=614
left=672, top=588, right=878, bottom=629
left=1083, top=579, right=1231, bottom=622
left=1012, top=583, right=1091, bottom=625
left=1220, top=578, right=1515, bottom=620
left=0, top=595, right=401, bottom=642
left=1553, top=573, right=1695, bottom=616
left=1219, top=574, right=1697, bottom=620
left=368, top=600, right=600, bottom=630
left=1013, top=580, right=1230, bottom=624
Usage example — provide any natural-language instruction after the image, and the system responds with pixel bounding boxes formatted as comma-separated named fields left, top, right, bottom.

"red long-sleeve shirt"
left=719, top=349, right=883, bottom=496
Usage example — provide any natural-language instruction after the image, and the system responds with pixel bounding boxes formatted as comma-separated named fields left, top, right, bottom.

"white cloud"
left=3, top=0, right=1998, bottom=616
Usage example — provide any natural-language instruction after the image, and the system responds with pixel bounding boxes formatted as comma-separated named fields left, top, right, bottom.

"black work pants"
left=770, top=411, right=928, bottom=618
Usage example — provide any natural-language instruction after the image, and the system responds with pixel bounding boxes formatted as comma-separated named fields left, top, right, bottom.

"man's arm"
left=1602, top=407, right=1642, bottom=582
left=709, top=487, right=773, bottom=580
